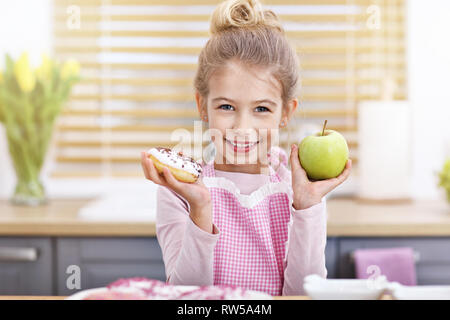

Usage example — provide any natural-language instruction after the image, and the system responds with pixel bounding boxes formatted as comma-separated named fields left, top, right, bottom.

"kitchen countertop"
left=0, top=296, right=67, bottom=300
left=0, top=198, right=156, bottom=237
left=0, top=197, right=449, bottom=237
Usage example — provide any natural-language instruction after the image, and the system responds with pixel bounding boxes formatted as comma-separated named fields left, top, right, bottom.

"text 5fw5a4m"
left=221, top=304, right=271, bottom=315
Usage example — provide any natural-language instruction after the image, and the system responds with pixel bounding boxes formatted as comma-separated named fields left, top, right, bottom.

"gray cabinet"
left=56, top=237, right=166, bottom=295
left=338, top=237, right=450, bottom=285
left=1, top=235, right=450, bottom=296
left=0, top=237, right=53, bottom=295
left=325, top=237, right=338, bottom=278
left=56, top=237, right=339, bottom=296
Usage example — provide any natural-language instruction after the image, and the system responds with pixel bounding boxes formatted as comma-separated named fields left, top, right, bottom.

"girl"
left=141, top=0, right=352, bottom=296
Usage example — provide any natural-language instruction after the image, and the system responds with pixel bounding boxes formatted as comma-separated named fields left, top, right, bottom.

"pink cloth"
left=155, top=147, right=328, bottom=295
left=353, top=247, right=417, bottom=286
left=202, top=160, right=289, bottom=295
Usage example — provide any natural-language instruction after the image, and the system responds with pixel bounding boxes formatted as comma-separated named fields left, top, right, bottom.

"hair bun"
left=210, top=0, right=283, bottom=35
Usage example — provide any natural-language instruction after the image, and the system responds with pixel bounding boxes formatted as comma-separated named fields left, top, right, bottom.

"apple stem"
left=322, top=120, right=328, bottom=136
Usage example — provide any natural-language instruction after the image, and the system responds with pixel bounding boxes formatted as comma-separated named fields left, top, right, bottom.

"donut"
left=147, top=147, right=202, bottom=183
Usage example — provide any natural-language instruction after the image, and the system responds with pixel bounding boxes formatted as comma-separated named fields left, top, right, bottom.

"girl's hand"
left=140, top=151, right=211, bottom=209
left=141, top=151, right=214, bottom=233
left=289, top=144, right=352, bottom=210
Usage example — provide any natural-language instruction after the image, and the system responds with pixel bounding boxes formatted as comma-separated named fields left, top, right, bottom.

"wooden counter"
left=0, top=296, right=67, bottom=300
left=326, top=198, right=450, bottom=237
left=0, top=198, right=156, bottom=237
left=0, top=198, right=449, bottom=237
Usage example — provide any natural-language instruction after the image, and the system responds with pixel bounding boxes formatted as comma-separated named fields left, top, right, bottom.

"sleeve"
left=272, top=150, right=328, bottom=296
left=155, top=185, right=220, bottom=286
left=282, top=198, right=328, bottom=296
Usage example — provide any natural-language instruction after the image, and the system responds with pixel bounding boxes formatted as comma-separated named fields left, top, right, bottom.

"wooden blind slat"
left=67, top=92, right=406, bottom=102
left=54, top=0, right=401, bottom=6
left=55, top=139, right=358, bottom=149
left=79, top=75, right=405, bottom=86
left=54, top=44, right=405, bottom=55
left=54, top=13, right=400, bottom=23
left=61, top=108, right=359, bottom=118
left=76, top=61, right=406, bottom=71
left=54, top=29, right=405, bottom=38
left=53, top=154, right=359, bottom=164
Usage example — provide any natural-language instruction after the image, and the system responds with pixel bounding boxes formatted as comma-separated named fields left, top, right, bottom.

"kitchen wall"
left=408, top=0, right=450, bottom=199
left=0, top=0, right=449, bottom=201
left=0, top=0, right=52, bottom=198
left=0, top=0, right=52, bottom=61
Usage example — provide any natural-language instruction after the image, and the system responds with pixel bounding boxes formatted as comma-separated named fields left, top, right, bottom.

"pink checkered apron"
left=201, top=149, right=292, bottom=296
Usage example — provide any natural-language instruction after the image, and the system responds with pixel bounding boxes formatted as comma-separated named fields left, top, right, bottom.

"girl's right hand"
left=140, top=151, right=212, bottom=223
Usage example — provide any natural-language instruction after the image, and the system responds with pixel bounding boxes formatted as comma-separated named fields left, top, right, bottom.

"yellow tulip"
left=61, top=59, right=80, bottom=80
left=14, top=52, right=36, bottom=93
left=36, top=53, right=53, bottom=82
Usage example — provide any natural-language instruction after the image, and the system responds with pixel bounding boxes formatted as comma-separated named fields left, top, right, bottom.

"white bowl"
left=303, top=274, right=390, bottom=300
left=390, top=282, right=450, bottom=300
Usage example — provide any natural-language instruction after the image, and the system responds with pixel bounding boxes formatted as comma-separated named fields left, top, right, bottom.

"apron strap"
left=201, top=160, right=216, bottom=178
left=268, top=165, right=281, bottom=183
left=268, top=146, right=288, bottom=183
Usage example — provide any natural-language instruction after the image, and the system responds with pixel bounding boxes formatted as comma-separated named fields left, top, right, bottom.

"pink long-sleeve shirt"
left=155, top=162, right=327, bottom=296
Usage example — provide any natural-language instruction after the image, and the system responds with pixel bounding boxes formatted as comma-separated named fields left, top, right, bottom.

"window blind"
left=51, top=0, right=406, bottom=178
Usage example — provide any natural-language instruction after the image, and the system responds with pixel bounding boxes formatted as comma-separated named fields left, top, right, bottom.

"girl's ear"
left=195, top=91, right=207, bottom=119
left=281, top=98, right=299, bottom=125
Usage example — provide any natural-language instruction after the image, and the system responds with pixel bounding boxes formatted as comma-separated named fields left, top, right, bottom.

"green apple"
left=298, top=124, right=349, bottom=180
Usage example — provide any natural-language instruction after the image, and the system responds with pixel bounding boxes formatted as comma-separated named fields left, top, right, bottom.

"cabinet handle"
left=0, top=247, right=39, bottom=262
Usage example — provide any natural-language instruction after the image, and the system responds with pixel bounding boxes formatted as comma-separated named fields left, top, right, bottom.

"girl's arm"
left=282, top=198, right=327, bottom=296
left=141, top=151, right=219, bottom=286
left=156, top=186, right=220, bottom=286
left=276, top=145, right=351, bottom=295
left=274, top=158, right=327, bottom=295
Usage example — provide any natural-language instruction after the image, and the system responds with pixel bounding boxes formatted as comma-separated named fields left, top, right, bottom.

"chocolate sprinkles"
left=149, top=147, right=202, bottom=175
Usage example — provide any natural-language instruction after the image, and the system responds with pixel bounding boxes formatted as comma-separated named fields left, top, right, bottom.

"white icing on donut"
left=147, top=147, right=202, bottom=177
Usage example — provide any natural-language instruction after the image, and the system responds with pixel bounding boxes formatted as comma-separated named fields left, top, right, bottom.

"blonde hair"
left=194, top=0, right=300, bottom=109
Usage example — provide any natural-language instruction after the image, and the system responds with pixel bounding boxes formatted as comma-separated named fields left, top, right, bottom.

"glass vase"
left=11, top=177, right=47, bottom=206
left=6, top=124, right=51, bottom=206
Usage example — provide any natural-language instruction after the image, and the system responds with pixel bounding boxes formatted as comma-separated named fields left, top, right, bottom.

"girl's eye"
left=255, top=106, right=270, bottom=112
left=219, top=104, right=234, bottom=111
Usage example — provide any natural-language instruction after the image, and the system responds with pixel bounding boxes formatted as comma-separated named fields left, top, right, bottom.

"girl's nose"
left=233, top=124, right=255, bottom=138
left=230, top=127, right=258, bottom=141
left=233, top=113, right=252, bottom=131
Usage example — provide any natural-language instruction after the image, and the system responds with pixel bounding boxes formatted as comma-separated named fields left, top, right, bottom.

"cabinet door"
left=0, top=237, right=53, bottom=295
left=325, top=237, right=338, bottom=278
left=56, top=237, right=166, bottom=296
left=338, top=237, right=450, bottom=285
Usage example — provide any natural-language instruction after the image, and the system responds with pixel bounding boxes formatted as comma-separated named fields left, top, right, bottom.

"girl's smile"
left=224, top=138, right=260, bottom=153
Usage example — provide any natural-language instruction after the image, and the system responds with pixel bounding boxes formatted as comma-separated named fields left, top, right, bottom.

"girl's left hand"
left=289, top=144, right=352, bottom=210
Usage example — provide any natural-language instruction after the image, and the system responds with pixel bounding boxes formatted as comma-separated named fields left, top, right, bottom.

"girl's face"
left=196, top=59, right=297, bottom=174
